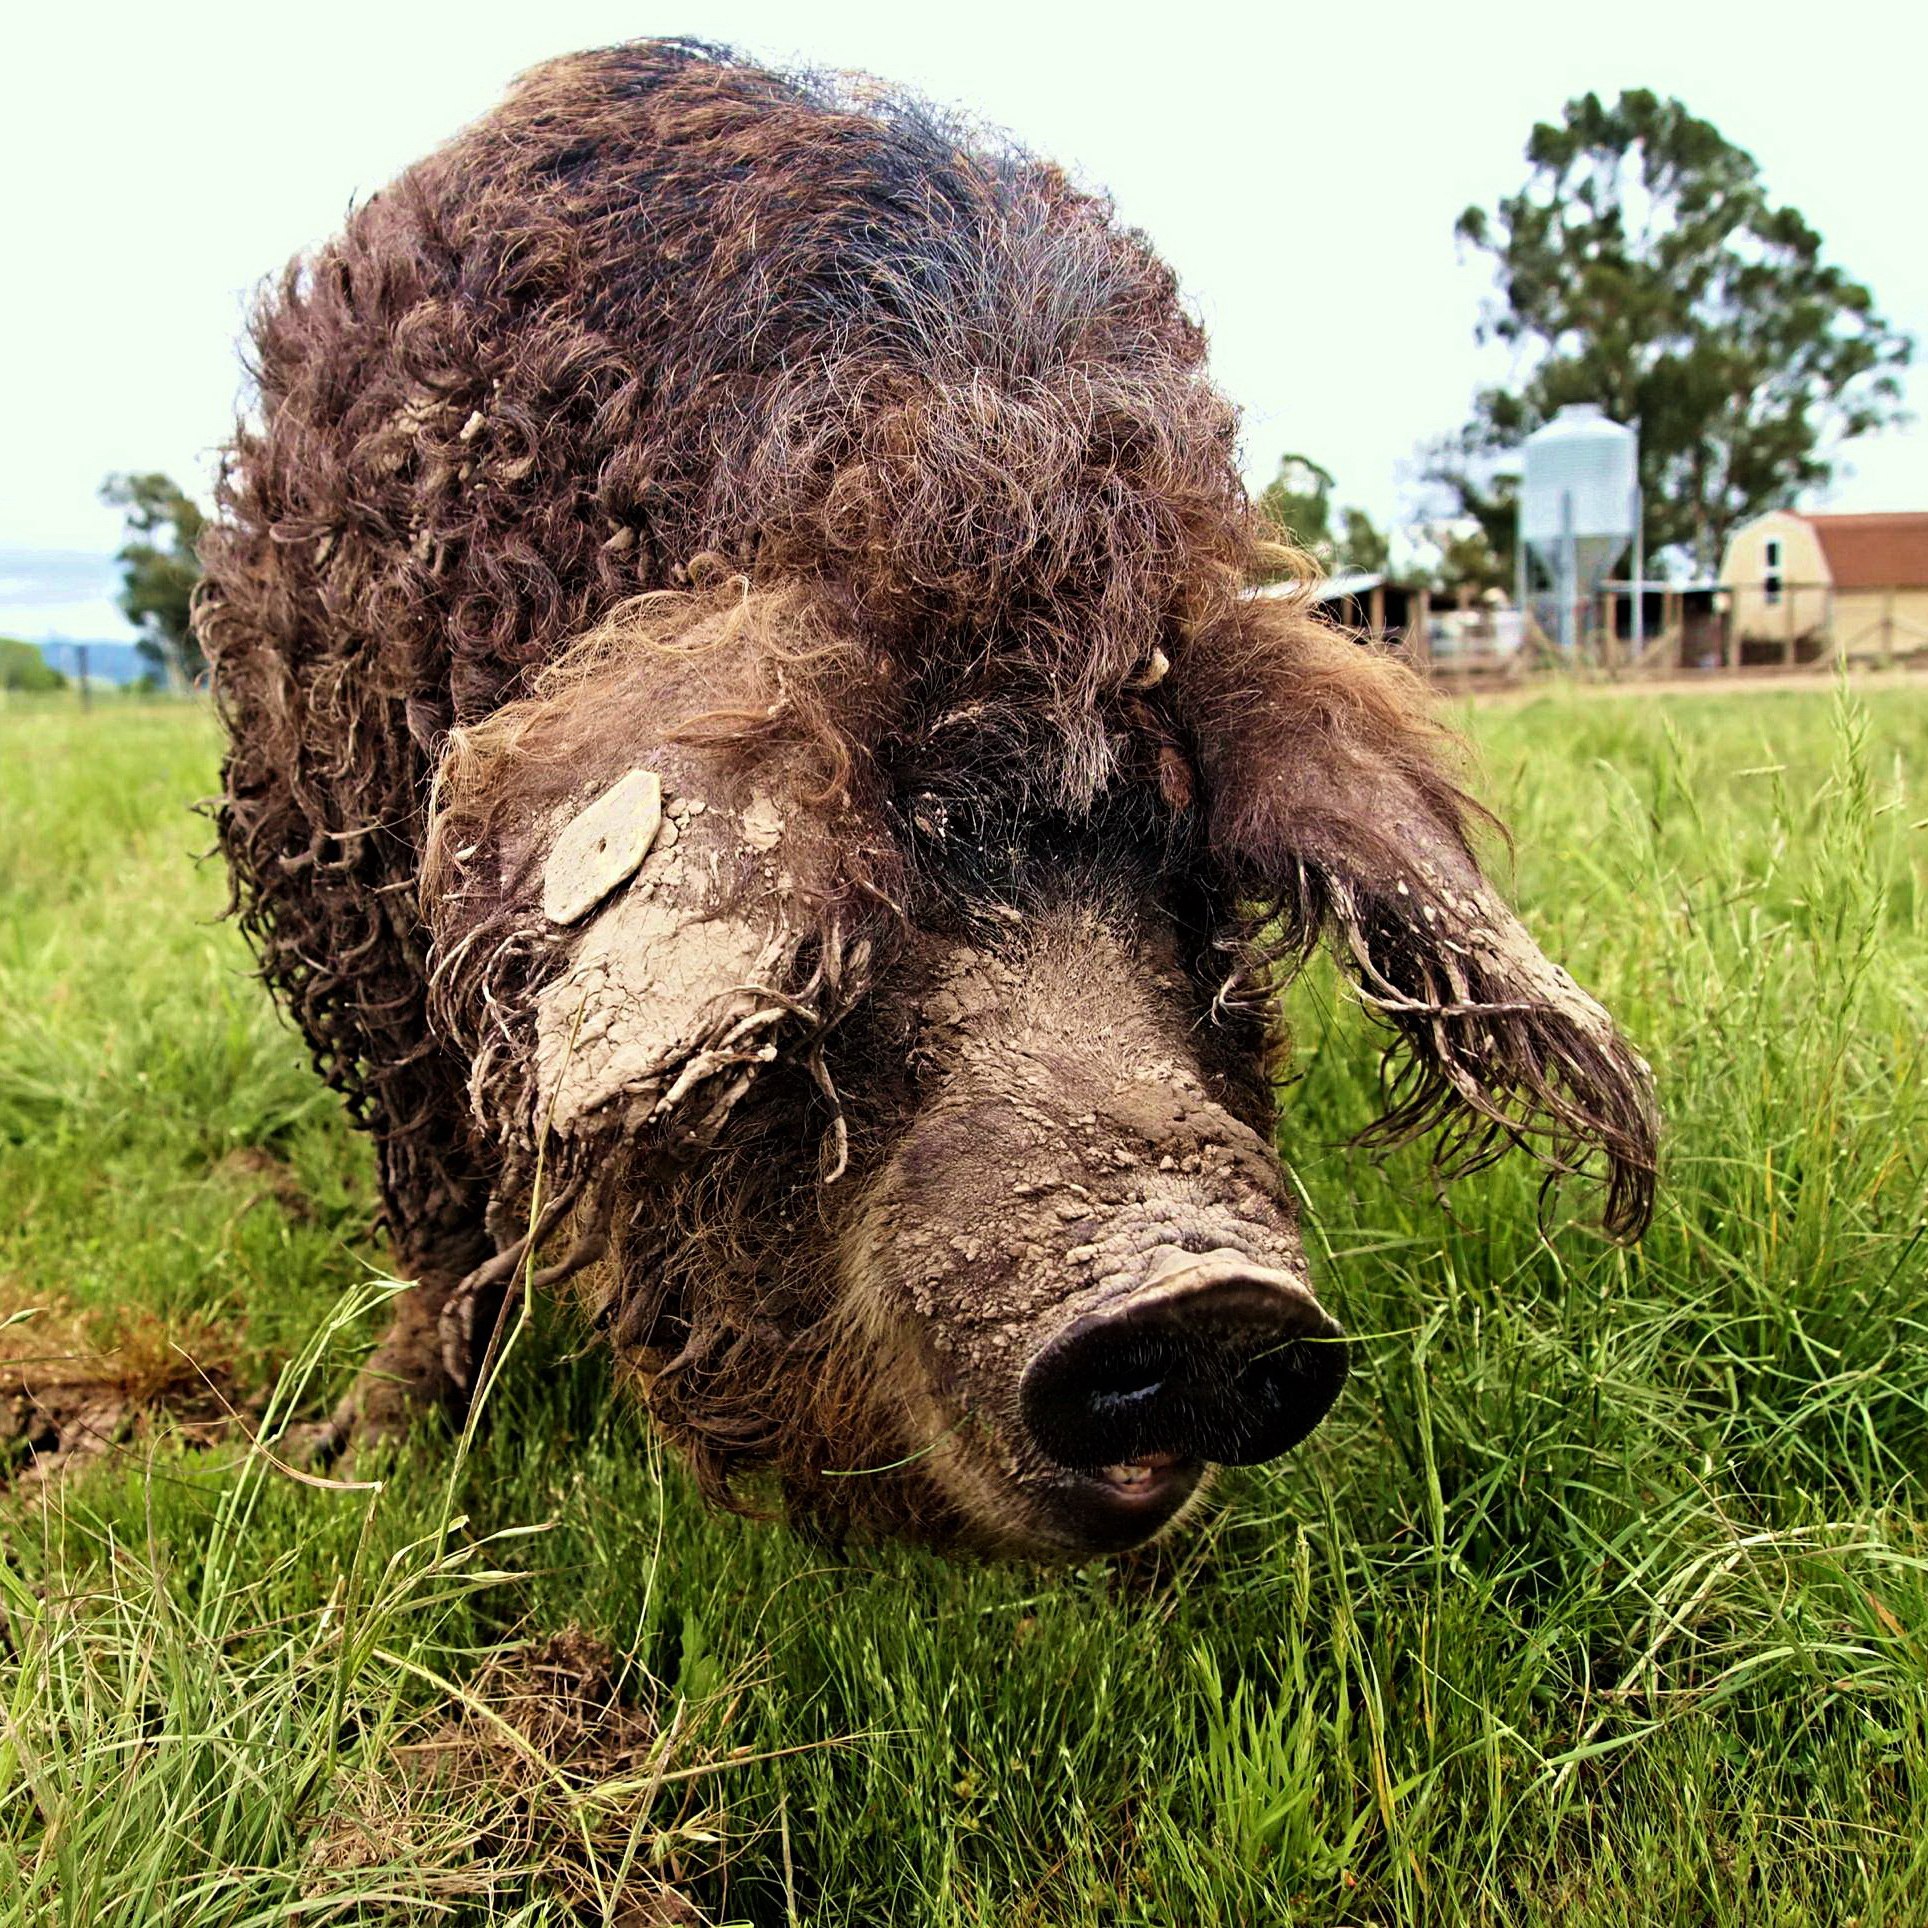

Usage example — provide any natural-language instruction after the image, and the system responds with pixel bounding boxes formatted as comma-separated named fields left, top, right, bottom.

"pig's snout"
left=1018, top=1248, right=1348, bottom=1475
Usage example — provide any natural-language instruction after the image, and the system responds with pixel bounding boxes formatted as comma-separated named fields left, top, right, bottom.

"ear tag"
left=542, top=768, right=664, bottom=925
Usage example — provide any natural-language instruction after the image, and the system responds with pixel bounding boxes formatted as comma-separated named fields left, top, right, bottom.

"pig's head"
left=420, top=584, right=1655, bottom=1558
left=832, top=896, right=1346, bottom=1553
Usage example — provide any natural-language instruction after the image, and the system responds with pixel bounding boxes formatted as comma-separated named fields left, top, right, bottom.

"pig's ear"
left=426, top=744, right=825, bottom=1170
left=1189, top=604, right=1658, bottom=1238
left=419, top=598, right=873, bottom=1181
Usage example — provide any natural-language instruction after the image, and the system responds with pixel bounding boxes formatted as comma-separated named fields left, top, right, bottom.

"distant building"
left=1719, top=511, right=1928, bottom=663
left=1251, top=572, right=1529, bottom=667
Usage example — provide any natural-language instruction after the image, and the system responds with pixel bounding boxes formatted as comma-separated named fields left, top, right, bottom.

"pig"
left=197, top=40, right=1656, bottom=1556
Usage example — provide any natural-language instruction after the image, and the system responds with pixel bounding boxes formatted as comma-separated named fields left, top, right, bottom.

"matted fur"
left=198, top=39, right=1656, bottom=1529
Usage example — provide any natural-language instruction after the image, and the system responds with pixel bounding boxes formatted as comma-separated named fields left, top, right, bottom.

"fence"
left=1354, top=580, right=1927, bottom=684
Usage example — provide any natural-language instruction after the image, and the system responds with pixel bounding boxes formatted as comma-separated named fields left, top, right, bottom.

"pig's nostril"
left=1086, top=1368, right=1167, bottom=1427
left=1019, top=1271, right=1348, bottom=1472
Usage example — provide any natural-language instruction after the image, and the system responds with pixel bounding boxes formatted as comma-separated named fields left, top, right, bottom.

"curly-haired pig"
left=197, top=40, right=1656, bottom=1555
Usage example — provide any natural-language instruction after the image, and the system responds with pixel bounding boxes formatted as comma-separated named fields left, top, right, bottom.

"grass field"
left=1, top=682, right=1925, bottom=1926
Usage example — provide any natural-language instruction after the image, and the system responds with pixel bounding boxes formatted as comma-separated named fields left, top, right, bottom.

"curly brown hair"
left=197, top=40, right=1654, bottom=1524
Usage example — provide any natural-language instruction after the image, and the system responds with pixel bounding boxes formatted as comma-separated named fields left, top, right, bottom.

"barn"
left=1720, top=510, right=1928, bottom=665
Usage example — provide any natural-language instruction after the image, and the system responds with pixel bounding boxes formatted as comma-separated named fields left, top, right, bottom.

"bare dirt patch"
left=212, top=1144, right=316, bottom=1223
left=0, top=1296, right=244, bottom=1486
left=310, top=1627, right=709, bottom=1923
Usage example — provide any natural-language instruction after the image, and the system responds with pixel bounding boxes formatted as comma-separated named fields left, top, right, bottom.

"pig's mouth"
left=1099, top=1453, right=1186, bottom=1496
left=1061, top=1451, right=1207, bottom=1546
left=939, top=1446, right=1208, bottom=1559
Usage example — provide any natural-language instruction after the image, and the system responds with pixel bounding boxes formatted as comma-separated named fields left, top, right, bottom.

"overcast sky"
left=4, top=0, right=1924, bottom=641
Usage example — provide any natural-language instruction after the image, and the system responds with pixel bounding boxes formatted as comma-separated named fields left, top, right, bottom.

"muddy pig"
left=197, top=41, right=1656, bottom=1555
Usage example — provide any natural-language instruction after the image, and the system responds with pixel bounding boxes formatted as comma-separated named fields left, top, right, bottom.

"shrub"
left=0, top=637, right=66, bottom=692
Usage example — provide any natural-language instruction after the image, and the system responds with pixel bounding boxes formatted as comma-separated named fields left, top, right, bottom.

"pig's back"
left=203, top=39, right=1245, bottom=741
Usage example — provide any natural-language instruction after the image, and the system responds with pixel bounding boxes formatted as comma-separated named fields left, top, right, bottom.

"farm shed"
left=1603, top=581, right=1726, bottom=670
left=1255, top=574, right=1527, bottom=673
left=1720, top=510, right=1928, bottom=665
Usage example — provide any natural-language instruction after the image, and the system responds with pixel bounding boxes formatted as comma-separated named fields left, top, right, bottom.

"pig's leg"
left=341, top=1235, right=495, bottom=1436
left=306, top=1101, right=500, bottom=1458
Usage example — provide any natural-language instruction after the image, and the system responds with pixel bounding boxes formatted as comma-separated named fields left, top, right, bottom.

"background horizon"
left=5, top=0, right=1924, bottom=643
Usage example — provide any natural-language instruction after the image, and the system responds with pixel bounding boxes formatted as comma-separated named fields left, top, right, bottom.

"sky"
left=4, top=0, right=1925, bottom=642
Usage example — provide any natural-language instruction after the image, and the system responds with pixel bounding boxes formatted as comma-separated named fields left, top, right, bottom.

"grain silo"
left=1518, top=404, right=1639, bottom=655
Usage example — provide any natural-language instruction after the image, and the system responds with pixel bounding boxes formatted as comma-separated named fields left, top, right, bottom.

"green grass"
left=1, top=682, right=1925, bottom=1925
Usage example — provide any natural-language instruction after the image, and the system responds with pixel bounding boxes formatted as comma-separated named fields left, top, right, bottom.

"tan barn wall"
left=1721, top=511, right=1832, bottom=643
left=1832, top=587, right=1928, bottom=656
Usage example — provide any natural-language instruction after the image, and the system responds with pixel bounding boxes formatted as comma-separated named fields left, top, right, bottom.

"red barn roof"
left=1803, top=513, right=1928, bottom=591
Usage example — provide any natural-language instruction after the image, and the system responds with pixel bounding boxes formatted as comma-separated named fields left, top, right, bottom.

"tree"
left=0, top=637, right=67, bottom=692
left=1424, top=451, right=1521, bottom=584
left=1257, top=454, right=1390, bottom=577
left=101, top=472, right=207, bottom=682
left=1430, top=522, right=1510, bottom=597
left=1256, top=452, right=1335, bottom=559
left=1335, top=506, right=1390, bottom=577
left=1437, top=90, right=1912, bottom=574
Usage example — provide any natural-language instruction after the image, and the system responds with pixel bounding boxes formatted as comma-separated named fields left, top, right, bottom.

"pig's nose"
left=1018, top=1251, right=1347, bottom=1470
